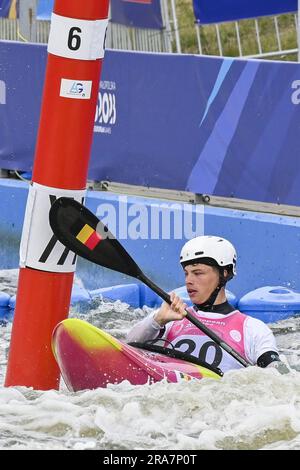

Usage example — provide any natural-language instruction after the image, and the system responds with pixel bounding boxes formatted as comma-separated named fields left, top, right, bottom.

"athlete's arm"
left=127, top=292, right=186, bottom=344
left=245, top=317, right=290, bottom=373
left=126, top=310, right=165, bottom=344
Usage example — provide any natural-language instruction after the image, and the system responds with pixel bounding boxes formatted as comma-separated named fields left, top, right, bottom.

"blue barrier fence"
left=3, top=279, right=300, bottom=325
left=2, top=42, right=300, bottom=205
left=0, top=180, right=300, bottom=324
left=0, top=179, right=299, bottom=300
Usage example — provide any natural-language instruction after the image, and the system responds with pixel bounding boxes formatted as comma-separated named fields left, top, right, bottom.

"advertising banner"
left=0, top=0, right=18, bottom=18
left=2, top=41, right=300, bottom=206
left=36, top=0, right=53, bottom=20
left=110, top=0, right=163, bottom=29
left=193, top=0, right=297, bottom=24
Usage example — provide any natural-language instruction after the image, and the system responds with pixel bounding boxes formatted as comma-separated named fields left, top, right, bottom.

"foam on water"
left=1, top=270, right=300, bottom=450
left=0, top=269, right=19, bottom=295
left=1, top=366, right=300, bottom=450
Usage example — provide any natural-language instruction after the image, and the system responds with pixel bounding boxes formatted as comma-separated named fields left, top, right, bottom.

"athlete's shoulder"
left=243, top=313, right=273, bottom=334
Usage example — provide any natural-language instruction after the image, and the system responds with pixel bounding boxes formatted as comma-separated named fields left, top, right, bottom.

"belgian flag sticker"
left=72, top=220, right=102, bottom=250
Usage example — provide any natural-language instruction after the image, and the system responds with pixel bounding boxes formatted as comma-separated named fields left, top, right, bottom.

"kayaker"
left=127, top=235, right=289, bottom=374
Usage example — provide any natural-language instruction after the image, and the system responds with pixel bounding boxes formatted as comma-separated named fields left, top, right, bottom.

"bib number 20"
left=174, top=339, right=223, bottom=368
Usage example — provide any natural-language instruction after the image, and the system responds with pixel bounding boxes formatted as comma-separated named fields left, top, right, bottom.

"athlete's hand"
left=154, top=292, right=187, bottom=327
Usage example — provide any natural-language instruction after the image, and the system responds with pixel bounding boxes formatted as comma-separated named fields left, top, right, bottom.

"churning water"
left=1, top=270, right=300, bottom=450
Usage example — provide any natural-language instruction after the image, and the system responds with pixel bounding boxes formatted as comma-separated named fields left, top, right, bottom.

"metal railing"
left=0, top=5, right=298, bottom=59
left=195, top=14, right=298, bottom=60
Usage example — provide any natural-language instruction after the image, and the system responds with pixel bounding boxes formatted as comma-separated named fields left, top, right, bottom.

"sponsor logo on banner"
left=291, top=80, right=300, bottom=104
left=0, top=80, right=6, bottom=104
left=60, top=78, right=92, bottom=100
left=94, top=80, right=117, bottom=134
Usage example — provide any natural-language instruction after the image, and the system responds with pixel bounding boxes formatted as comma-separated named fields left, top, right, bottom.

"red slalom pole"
left=5, top=0, right=109, bottom=390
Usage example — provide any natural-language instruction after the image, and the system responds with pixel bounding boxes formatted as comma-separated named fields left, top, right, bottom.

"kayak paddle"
left=49, top=197, right=251, bottom=368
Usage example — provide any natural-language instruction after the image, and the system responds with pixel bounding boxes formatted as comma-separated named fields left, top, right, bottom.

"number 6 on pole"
left=68, top=27, right=82, bottom=51
left=48, top=13, right=108, bottom=60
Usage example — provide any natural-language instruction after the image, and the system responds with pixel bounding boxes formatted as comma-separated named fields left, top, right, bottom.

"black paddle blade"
left=49, top=197, right=143, bottom=279
left=49, top=198, right=249, bottom=368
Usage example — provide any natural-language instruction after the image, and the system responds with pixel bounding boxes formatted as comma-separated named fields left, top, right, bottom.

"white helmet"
left=180, top=235, right=237, bottom=277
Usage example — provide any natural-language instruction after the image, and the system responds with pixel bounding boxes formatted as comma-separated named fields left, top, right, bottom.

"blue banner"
left=2, top=41, right=300, bottom=206
left=0, top=0, right=9, bottom=17
left=0, top=0, right=17, bottom=18
left=36, top=0, right=53, bottom=20
left=35, top=0, right=163, bottom=29
left=110, top=0, right=163, bottom=29
left=193, top=0, right=297, bottom=24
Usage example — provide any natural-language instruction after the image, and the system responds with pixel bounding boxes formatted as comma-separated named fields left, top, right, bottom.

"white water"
left=1, top=270, right=300, bottom=450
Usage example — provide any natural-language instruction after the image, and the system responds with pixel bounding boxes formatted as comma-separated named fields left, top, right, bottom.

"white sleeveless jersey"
left=126, top=308, right=278, bottom=373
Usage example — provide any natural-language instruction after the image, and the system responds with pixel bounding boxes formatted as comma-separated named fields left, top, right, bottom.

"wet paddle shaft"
left=49, top=197, right=251, bottom=368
